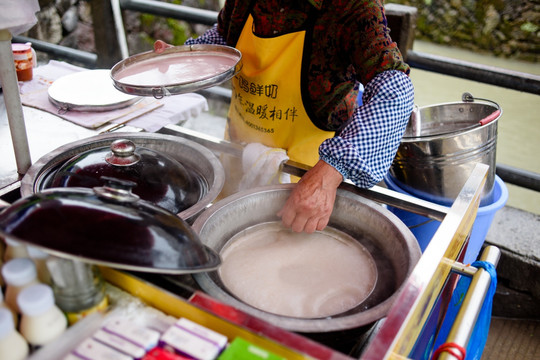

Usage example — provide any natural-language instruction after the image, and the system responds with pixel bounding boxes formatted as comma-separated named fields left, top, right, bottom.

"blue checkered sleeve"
left=184, top=25, right=227, bottom=45
left=319, top=70, right=414, bottom=188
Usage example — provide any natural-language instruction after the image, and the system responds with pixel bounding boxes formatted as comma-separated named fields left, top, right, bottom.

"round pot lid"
left=48, top=69, right=141, bottom=112
left=49, top=139, right=202, bottom=214
left=0, top=179, right=221, bottom=274
left=110, top=44, right=242, bottom=98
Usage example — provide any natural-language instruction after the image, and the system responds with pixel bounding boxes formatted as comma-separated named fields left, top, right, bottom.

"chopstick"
left=98, top=102, right=165, bottom=133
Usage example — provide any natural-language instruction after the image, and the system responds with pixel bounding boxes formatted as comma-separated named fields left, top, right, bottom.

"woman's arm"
left=319, top=70, right=415, bottom=188
left=184, top=24, right=227, bottom=45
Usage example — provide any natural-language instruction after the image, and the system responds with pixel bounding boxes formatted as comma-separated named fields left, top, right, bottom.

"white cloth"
left=238, top=143, right=291, bottom=191
left=1, top=0, right=40, bottom=35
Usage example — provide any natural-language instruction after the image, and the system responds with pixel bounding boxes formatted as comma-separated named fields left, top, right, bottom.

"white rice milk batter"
left=219, top=222, right=377, bottom=318
left=116, top=53, right=236, bottom=86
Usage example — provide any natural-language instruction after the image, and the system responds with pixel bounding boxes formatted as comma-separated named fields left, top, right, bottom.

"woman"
left=155, top=0, right=414, bottom=233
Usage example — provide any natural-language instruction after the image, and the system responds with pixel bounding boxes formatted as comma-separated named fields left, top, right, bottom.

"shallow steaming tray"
left=48, top=69, right=141, bottom=112
left=110, top=44, right=243, bottom=98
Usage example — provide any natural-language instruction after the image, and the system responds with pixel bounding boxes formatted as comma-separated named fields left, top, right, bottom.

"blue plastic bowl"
left=385, top=175, right=508, bottom=263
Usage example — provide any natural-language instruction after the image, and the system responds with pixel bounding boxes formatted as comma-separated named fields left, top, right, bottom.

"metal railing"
left=11, top=0, right=540, bottom=193
left=406, top=50, right=540, bottom=95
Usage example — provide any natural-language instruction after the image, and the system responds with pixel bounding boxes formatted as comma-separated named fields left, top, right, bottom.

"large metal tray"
left=110, top=44, right=242, bottom=98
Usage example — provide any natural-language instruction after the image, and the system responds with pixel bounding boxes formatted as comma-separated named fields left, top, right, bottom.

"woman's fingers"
left=154, top=40, right=173, bottom=53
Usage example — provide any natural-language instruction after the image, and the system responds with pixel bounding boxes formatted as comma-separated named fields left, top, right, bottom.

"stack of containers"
left=0, top=239, right=290, bottom=359
left=0, top=253, right=68, bottom=355
left=0, top=238, right=108, bottom=357
left=66, top=315, right=286, bottom=360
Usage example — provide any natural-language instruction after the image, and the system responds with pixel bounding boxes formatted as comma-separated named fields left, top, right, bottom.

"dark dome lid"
left=0, top=178, right=220, bottom=274
left=49, top=139, right=202, bottom=214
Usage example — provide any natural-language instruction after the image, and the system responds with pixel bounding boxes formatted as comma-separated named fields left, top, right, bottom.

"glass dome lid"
left=0, top=178, right=220, bottom=274
left=49, top=138, right=202, bottom=214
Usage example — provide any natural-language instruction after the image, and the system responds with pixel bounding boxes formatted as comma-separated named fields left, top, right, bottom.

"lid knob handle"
left=93, top=176, right=140, bottom=203
left=105, top=139, right=141, bottom=166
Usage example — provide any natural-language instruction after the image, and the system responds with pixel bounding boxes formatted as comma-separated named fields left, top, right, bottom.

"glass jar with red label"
left=12, top=43, right=35, bottom=82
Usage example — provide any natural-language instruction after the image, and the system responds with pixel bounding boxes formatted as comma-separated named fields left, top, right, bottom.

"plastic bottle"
left=0, top=240, right=3, bottom=288
left=1, top=238, right=29, bottom=288
left=0, top=308, right=29, bottom=360
left=17, top=283, right=67, bottom=347
left=0, top=288, right=17, bottom=327
left=3, top=238, right=29, bottom=262
left=46, top=257, right=108, bottom=325
left=0, top=237, right=4, bottom=259
left=2, top=257, right=40, bottom=313
left=27, top=246, right=52, bottom=285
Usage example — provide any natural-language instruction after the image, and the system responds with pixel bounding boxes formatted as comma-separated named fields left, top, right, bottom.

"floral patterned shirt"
left=186, top=0, right=414, bottom=187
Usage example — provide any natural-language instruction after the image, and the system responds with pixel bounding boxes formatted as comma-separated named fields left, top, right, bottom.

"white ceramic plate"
left=48, top=69, right=141, bottom=112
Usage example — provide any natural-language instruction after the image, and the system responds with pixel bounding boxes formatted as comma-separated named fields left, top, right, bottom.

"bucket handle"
left=462, top=92, right=502, bottom=126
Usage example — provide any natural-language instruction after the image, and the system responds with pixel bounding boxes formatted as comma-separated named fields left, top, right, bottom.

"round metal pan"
left=48, top=69, right=141, bottom=112
left=110, top=44, right=242, bottom=98
left=191, top=184, right=422, bottom=333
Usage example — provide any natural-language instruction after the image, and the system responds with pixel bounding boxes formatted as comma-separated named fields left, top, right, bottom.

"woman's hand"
left=277, top=160, right=343, bottom=233
left=153, top=40, right=174, bottom=72
left=153, top=40, right=173, bottom=53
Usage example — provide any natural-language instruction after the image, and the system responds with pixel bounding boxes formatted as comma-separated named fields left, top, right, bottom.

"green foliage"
left=167, top=18, right=189, bottom=45
left=140, top=13, right=156, bottom=28
left=385, top=0, right=537, bottom=61
left=138, top=9, right=190, bottom=46
left=521, top=22, right=538, bottom=33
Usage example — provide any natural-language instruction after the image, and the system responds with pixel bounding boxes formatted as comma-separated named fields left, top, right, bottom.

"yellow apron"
left=228, top=15, right=335, bottom=166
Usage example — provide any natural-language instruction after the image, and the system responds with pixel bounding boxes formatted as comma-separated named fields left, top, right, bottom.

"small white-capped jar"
left=2, top=258, right=39, bottom=313
left=12, top=42, right=35, bottom=82
left=0, top=308, right=29, bottom=360
left=17, top=283, right=67, bottom=347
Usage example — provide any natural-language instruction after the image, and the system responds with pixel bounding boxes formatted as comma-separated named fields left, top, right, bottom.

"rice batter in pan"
left=219, top=222, right=377, bottom=318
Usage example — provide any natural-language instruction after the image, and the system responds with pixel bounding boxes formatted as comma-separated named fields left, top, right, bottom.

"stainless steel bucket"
left=389, top=93, right=501, bottom=206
